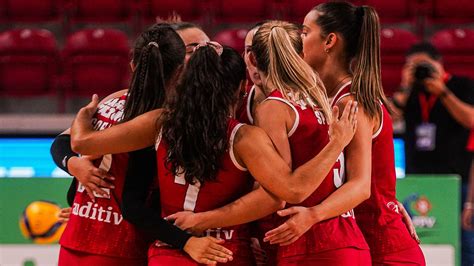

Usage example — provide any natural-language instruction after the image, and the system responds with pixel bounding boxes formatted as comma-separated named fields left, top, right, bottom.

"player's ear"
left=325, top=32, right=338, bottom=50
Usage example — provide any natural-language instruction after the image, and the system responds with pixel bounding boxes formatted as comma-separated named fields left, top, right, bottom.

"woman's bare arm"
left=70, top=95, right=162, bottom=155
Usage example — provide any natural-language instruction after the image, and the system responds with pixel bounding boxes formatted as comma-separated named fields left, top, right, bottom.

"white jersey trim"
left=264, top=97, right=300, bottom=137
left=98, top=154, right=112, bottom=172
left=334, top=93, right=352, bottom=107
left=330, top=81, right=353, bottom=107
left=372, top=101, right=384, bottom=139
left=155, top=130, right=162, bottom=151
left=246, top=86, right=255, bottom=124
left=229, top=123, right=247, bottom=171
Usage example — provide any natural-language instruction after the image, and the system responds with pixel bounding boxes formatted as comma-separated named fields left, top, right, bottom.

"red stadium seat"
left=431, top=29, right=474, bottom=79
left=2, top=0, right=62, bottom=23
left=284, top=0, right=326, bottom=23
left=214, top=0, right=270, bottom=23
left=62, top=29, right=131, bottom=99
left=0, top=29, right=59, bottom=96
left=67, top=0, right=136, bottom=24
left=142, top=0, right=208, bottom=23
left=380, top=28, right=419, bottom=96
left=432, top=0, right=474, bottom=24
left=213, top=28, right=248, bottom=55
left=358, top=0, right=414, bottom=23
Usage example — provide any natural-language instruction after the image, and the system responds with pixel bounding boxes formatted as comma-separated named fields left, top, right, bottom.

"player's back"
left=356, top=103, right=419, bottom=255
left=60, top=92, right=149, bottom=259
left=151, top=118, right=255, bottom=265
left=262, top=90, right=368, bottom=260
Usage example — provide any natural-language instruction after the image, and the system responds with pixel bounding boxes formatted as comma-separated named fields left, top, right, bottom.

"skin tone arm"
left=167, top=103, right=358, bottom=232
left=70, top=95, right=163, bottom=156
left=166, top=92, right=296, bottom=234
left=424, top=77, right=474, bottom=129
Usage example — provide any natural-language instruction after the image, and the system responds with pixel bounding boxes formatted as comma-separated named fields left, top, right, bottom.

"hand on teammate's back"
left=67, top=156, right=115, bottom=201
left=329, top=100, right=358, bottom=148
left=264, top=206, right=315, bottom=246
left=183, top=236, right=233, bottom=265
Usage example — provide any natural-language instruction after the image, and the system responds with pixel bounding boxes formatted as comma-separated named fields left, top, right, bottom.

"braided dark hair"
left=162, top=46, right=246, bottom=184
left=122, top=23, right=185, bottom=122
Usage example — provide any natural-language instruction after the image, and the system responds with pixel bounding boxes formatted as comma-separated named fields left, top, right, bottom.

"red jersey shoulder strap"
left=330, top=81, right=353, bottom=107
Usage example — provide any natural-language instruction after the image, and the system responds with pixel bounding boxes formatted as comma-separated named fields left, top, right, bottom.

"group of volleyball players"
left=51, top=1, right=425, bottom=265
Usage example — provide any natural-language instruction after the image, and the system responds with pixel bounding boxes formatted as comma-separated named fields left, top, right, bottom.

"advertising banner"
left=397, top=175, right=460, bottom=266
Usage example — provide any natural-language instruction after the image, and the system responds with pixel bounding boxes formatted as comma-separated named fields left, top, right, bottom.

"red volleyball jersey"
left=60, top=92, right=149, bottom=259
left=149, top=119, right=255, bottom=264
left=263, top=90, right=368, bottom=261
left=331, top=82, right=419, bottom=255
left=467, top=130, right=474, bottom=152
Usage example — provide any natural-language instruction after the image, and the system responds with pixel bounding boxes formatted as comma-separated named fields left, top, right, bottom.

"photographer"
left=393, top=42, right=474, bottom=265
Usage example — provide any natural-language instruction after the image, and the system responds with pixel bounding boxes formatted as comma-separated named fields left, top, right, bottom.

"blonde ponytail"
left=253, top=21, right=332, bottom=123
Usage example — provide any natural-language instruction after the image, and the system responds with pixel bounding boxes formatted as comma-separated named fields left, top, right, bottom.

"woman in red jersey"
left=70, top=42, right=359, bottom=265
left=265, top=2, right=425, bottom=265
left=51, top=24, right=232, bottom=266
left=169, top=20, right=370, bottom=265
left=239, top=20, right=370, bottom=266
left=163, top=20, right=372, bottom=265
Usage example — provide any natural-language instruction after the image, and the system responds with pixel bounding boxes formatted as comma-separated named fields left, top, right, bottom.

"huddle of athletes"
left=50, top=2, right=426, bottom=266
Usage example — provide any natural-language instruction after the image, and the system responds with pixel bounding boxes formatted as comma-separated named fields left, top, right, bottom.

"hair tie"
left=193, top=41, right=223, bottom=56
left=270, top=25, right=280, bottom=31
left=148, top=41, right=159, bottom=48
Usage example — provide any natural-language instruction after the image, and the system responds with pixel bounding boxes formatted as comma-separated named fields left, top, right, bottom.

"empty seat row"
left=1, top=27, right=474, bottom=111
left=0, top=28, right=131, bottom=104
left=1, top=0, right=474, bottom=25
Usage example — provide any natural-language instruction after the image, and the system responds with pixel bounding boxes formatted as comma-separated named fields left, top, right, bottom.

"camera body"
left=413, top=62, right=436, bottom=83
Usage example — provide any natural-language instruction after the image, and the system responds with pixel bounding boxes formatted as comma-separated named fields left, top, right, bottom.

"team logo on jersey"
left=402, top=194, right=436, bottom=228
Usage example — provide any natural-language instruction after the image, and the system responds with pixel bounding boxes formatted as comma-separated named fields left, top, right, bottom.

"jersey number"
left=333, top=152, right=345, bottom=188
left=174, top=171, right=201, bottom=211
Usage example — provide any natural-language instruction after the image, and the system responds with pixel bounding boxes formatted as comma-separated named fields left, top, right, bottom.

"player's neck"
left=322, top=69, right=352, bottom=98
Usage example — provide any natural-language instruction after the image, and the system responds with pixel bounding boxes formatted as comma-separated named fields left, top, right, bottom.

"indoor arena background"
left=1, top=0, right=473, bottom=265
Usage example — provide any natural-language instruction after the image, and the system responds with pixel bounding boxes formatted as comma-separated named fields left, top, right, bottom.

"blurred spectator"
left=462, top=131, right=474, bottom=230
left=392, top=42, right=474, bottom=265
